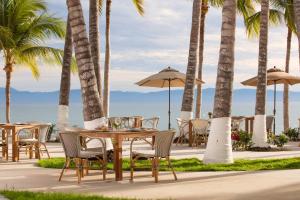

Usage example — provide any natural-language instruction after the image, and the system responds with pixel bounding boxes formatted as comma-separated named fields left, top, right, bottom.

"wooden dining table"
left=78, top=128, right=157, bottom=181
left=0, top=123, right=40, bottom=161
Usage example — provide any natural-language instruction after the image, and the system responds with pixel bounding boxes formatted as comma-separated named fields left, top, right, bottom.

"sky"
left=0, top=0, right=299, bottom=92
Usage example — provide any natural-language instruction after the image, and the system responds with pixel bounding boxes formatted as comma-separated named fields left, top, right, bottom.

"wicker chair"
left=58, top=131, right=107, bottom=183
left=130, top=130, right=177, bottom=183
left=141, top=117, right=159, bottom=129
left=266, top=115, right=275, bottom=133
left=176, top=118, right=189, bottom=145
left=140, top=117, right=159, bottom=147
left=0, top=129, right=8, bottom=160
left=16, top=128, right=40, bottom=161
left=38, top=123, right=52, bottom=158
left=191, top=119, right=209, bottom=147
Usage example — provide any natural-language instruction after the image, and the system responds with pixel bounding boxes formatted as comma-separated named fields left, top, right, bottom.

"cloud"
left=0, top=0, right=299, bottom=92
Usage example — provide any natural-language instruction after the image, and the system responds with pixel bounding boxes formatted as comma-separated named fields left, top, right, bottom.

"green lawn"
left=38, top=157, right=300, bottom=172
left=0, top=190, right=135, bottom=200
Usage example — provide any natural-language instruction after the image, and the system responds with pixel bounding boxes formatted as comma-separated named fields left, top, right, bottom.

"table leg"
left=189, top=121, right=193, bottom=147
left=34, top=128, right=40, bottom=159
left=12, top=128, right=17, bottom=162
left=113, top=135, right=123, bottom=181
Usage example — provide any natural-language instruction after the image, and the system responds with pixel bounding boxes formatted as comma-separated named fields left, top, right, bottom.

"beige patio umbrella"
left=136, top=66, right=204, bottom=129
left=241, top=66, right=300, bottom=133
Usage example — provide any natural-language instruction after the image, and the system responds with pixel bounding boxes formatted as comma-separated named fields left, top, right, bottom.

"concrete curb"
left=0, top=195, right=8, bottom=200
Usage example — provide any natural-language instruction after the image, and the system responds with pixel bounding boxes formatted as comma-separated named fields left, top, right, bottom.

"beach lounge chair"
left=130, top=130, right=177, bottom=183
left=191, top=119, right=209, bottom=147
left=59, top=131, right=107, bottom=183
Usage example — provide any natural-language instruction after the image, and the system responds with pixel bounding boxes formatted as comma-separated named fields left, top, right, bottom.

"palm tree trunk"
left=283, top=28, right=292, bottom=131
left=252, top=0, right=269, bottom=147
left=294, top=0, right=300, bottom=69
left=195, top=1, right=208, bottom=118
left=4, top=64, right=12, bottom=123
left=203, top=0, right=236, bottom=164
left=67, top=0, right=113, bottom=150
left=103, top=0, right=111, bottom=117
left=89, top=0, right=102, bottom=99
left=57, top=15, right=72, bottom=130
left=180, top=0, right=202, bottom=121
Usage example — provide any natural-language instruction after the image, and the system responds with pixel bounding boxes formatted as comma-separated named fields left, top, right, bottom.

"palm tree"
left=246, top=0, right=296, bottom=131
left=103, top=0, right=112, bottom=117
left=90, top=0, right=103, bottom=98
left=0, top=0, right=65, bottom=123
left=203, top=0, right=236, bottom=164
left=57, top=15, right=74, bottom=130
left=66, top=0, right=113, bottom=150
left=247, top=0, right=297, bottom=132
left=103, top=0, right=144, bottom=117
left=180, top=0, right=202, bottom=121
left=194, top=0, right=256, bottom=118
left=252, top=0, right=270, bottom=147
left=295, top=0, right=300, bottom=66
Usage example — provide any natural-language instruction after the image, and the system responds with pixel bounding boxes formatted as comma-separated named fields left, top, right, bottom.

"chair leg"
left=58, top=163, right=67, bottom=181
left=167, top=157, right=177, bottom=181
left=154, top=157, right=159, bottom=183
left=151, top=158, right=155, bottom=177
left=100, top=158, right=107, bottom=180
left=75, top=158, right=82, bottom=183
left=130, top=157, right=135, bottom=181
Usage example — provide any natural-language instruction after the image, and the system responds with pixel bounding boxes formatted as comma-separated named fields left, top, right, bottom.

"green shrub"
left=232, top=130, right=253, bottom=151
left=273, top=134, right=289, bottom=147
left=284, top=128, right=299, bottom=141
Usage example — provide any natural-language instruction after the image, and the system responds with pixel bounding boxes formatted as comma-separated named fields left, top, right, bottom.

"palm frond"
left=245, top=9, right=283, bottom=38
left=17, top=13, right=66, bottom=47
left=132, top=0, right=144, bottom=16
left=209, top=0, right=224, bottom=7
left=98, top=0, right=104, bottom=15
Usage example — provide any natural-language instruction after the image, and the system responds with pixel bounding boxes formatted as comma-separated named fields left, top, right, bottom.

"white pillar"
left=252, top=114, right=269, bottom=147
left=203, top=117, right=233, bottom=164
left=57, top=105, right=69, bottom=131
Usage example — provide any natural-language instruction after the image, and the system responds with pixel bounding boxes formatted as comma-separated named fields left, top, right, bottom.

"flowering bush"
left=232, top=130, right=253, bottom=151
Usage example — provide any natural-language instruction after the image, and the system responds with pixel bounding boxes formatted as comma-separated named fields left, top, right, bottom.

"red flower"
left=231, top=132, right=240, bottom=141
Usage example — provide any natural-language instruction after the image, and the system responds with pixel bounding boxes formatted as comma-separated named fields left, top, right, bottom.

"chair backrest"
left=38, top=123, right=51, bottom=143
left=176, top=118, right=189, bottom=133
left=59, top=132, right=81, bottom=158
left=17, top=128, right=34, bottom=139
left=142, top=117, right=159, bottom=129
left=154, top=130, right=175, bottom=157
left=232, top=119, right=243, bottom=131
left=191, top=119, right=209, bottom=135
left=266, top=115, right=274, bottom=132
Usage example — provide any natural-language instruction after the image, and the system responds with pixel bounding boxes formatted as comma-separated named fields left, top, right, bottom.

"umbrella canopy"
left=136, top=66, right=204, bottom=129
left=241, top=66, right=300, bottom=134
left=136, top=67, right=204, bottom=88
left=241, top=67, right=300, bottom=86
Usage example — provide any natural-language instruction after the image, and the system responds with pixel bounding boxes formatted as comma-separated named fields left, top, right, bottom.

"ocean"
left=1, top=100, right=300, bottom=134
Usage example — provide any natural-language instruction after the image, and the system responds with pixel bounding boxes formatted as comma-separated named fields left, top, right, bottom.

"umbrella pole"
left=168, top=79, right=171, bottom=130
left=273, top=81, right=276, bottom=134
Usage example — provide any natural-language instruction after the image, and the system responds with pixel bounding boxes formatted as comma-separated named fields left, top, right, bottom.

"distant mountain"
left=0, top=87, right=299, bottom=104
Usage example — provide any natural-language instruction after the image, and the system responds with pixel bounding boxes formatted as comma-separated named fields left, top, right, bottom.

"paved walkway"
left=1, top=141, right=300, bottom=199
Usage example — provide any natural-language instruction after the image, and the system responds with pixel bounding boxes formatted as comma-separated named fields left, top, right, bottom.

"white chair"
left=176, top=118, right=189, bottom=145
left=38, top=123, right=52, bottom=158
